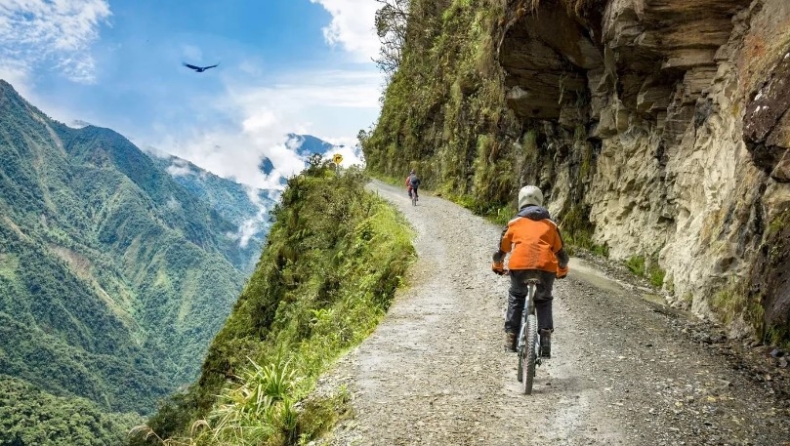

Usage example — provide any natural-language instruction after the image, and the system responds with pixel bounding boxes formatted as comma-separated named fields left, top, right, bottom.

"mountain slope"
left=363, top=0, right=790, bottom=345
left=0, top=375, right=140, bottom=446
left=287, top=133, right=337, bottom=158
left=131, top=162, right=415, bottom=446
left=148, top=132, right=353, bottom=272
left=150, top=154, right=278, bottom=272
left=0, top=80, right=247, bottom=415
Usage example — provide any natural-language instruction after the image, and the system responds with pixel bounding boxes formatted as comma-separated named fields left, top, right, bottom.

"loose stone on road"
left=322, top=181, right=790, bottom=446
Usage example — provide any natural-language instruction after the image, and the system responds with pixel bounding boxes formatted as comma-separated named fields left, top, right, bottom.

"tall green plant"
left=132, top=162, right=415, bottom=446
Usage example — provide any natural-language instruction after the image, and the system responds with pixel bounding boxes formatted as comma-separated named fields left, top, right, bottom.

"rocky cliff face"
left=502, top=0, right=790, bottom=341
left=365, top=0, right=790, bottom=344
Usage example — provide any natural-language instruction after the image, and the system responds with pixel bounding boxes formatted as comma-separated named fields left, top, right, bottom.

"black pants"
left=505, top=269, right=555, bottom=334
left=409, top=186, right=419, bottom=199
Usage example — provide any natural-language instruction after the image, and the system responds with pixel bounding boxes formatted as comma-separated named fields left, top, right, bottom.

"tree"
left=374, top=0, right=409, bottom=76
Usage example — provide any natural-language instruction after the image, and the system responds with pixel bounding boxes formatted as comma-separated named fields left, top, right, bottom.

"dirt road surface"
left=320, top=181, right=790, bottom=446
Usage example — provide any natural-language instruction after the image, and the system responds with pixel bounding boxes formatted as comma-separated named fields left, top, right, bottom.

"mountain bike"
left=514, top=276, right=542, bottom=395
left=409, top=188, right=418, bottom=206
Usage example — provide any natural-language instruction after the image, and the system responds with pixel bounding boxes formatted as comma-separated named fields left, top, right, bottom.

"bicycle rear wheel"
left=522, top=314, right=537, bottom=394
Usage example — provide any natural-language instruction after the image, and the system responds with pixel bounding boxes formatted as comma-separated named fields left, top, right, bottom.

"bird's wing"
left=183, top=63, right=200, bottom=70
left=204, top=63, right=219, bottom=70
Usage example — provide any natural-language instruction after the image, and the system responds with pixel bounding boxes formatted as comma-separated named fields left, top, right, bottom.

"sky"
left=0, top=0, right=383, bottom=189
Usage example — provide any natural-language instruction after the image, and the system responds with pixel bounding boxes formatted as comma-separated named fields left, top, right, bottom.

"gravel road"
left=319, top=181, right=790, bottom=446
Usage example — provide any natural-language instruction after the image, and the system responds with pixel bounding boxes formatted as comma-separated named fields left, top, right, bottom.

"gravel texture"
left=317, top=181, right=790, bottom=446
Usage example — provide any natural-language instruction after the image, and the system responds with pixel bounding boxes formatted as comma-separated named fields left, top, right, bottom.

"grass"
left=370, top=172, right=408, bottom=188
left=590, top=244, right=610, bottom=258
left=558, top=204, right=597, bottom=251
left=649, top=267, right=666, bottom=288
left=712, top=283, right=763, bottom=327
left=625, top=256, right=645, bottom=276
left=131, top=161, right=416, bottom=446
left=443, top=192, right=514, bottom=226
left=626, top=255, right=666, bottom=288
left=148, top=359, right=350, bottom=446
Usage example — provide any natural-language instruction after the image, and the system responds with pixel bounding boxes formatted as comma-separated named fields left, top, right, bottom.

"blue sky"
left=0, top=0, right=382, bottom=188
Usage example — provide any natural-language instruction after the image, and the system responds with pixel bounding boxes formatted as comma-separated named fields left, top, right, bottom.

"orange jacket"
left=495, top=206, right=568, bottom=273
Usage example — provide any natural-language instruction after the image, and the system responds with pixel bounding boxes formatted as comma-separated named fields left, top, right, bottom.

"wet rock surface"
left=318, top=182, right=790, bottom=446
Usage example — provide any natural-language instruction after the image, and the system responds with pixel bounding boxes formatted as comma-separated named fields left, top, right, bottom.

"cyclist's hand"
left=556, top=266, right=569, bottom=279
left=492, top=261, right=505, bottom=276
left=492, top=250, right=506, bottom=263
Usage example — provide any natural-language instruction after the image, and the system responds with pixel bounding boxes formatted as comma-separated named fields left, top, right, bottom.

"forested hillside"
left=131, top=159, right=415, bottom=446
left=150, top=154, right=278, bottom=273
left=0, top=376, right=140, bottom=446
left=0, top=79, right=252, bottom=428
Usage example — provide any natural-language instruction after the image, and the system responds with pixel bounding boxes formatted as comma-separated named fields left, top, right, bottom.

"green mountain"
left=0, top=79, right=251, bottom=423
left=149, top=153, right=278, bottom=273
left=0, top=375, right=140, bottom=446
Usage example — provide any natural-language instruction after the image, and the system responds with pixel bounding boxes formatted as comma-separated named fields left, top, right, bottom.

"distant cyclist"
left=405, top=170, right=421, bottom=201
left=491, top=185, right=569, bottom=358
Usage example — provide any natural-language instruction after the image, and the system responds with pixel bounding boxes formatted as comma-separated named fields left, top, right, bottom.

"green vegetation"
left=745, top=208, right=790, bottom=347
left=0, top=81, right=262, bottom=441
left=131, top=158, right=415, bottom=446
left=136, top=360, right=350, bottom=446
left=625, top=256, right=646, bottom=276
left=363, top=1, right=601, bottom=250
left=149, top=155, right=277, bottom=273
left=625, top=255, right=665, bottom=288
left=649, top=267, right=666, bottom=288
left=365, top=0, right=510, bottom=202
left=560, top=204, right=596, bottom=250
left=443, top=192, right=515, bottom=226
left=0, top=375, right=141, bottom=446
left=712, top=283, right=764, bottom=330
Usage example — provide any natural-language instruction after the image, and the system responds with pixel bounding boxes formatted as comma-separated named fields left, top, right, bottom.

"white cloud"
left=234, top=184, right=274, bottom=248
left=235, top=218, right=261, bottom=248
left=327, top=143, right=364, bottom=167
left=0, top=0, right=111, bottom=85
left=0, top=60, right=32, bottom=96
left=153, top=69, right=381, bottom=191
left=166, top=158, right=193, bottom=177
left=310, top=0, right=381, bottom=61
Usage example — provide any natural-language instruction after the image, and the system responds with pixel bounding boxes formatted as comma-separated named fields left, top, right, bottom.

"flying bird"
left=183, top=62, right=219, bottom=73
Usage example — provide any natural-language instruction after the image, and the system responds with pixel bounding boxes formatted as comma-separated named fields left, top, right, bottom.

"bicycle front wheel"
left=522, top=314, right=537, bottom=394
left=517, top=334, right=524, bottom=382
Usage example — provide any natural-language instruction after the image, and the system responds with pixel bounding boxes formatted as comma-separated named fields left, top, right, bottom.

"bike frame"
left=516, top=278, right=542, bottom=365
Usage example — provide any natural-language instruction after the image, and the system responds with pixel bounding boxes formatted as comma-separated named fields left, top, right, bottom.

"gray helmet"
left=518, top=185, right=543, bottom=209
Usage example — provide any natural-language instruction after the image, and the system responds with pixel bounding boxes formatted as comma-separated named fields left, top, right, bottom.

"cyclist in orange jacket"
left=491, top=185, right=569, bottom=358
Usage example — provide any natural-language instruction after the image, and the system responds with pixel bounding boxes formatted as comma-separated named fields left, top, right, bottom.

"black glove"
left=492, top=250, right=505, bottom=263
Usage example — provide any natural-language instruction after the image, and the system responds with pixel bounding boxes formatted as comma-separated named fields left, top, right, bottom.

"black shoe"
left=540, top=330, right=552, bottom=358
left=504, top=332, right=517, bottom=352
